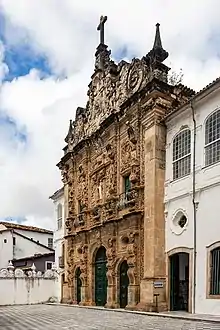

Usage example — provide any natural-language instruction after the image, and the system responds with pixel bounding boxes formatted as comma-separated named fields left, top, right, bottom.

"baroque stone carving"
left=127, top=59, right=145, bottom=94
left=106, top=238, right=116, bottom=285
left=57, top=21, right=196, bottom=310
left=79, top=244, right=88, bottom=286
left=76, top=165, right=87, bottom=204
left=126, top=232, right=138, bottom=285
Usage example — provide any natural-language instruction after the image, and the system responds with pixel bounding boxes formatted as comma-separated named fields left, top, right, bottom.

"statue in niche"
left=97, top=180, right=103, bottom=201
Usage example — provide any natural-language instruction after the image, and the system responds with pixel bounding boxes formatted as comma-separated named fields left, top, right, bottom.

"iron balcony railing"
left=117, top=190, right=137, bottom=209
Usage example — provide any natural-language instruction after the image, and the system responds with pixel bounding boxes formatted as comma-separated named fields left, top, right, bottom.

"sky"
left=0, top=0, right=220, bottom=230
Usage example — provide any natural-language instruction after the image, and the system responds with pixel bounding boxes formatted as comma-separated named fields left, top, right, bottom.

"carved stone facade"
left=57, top=20, right=195, bottom=311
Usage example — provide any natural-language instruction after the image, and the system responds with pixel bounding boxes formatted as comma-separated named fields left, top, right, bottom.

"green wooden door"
left=95, top=247, right=107, bottom=306
left=120, top=261, right=129, bottom=308
left=76, top=267, right=82, bottom=304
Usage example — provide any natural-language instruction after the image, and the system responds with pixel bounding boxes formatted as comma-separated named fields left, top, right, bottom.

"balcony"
left=58, top=256, right=64, bottom=268
left=117, top=190, right=137, bottom=210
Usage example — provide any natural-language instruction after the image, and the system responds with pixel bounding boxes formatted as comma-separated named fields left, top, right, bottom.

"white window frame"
left=172, top=128, right=191, bottom=180
left=204, top=109, right=220, bottom=167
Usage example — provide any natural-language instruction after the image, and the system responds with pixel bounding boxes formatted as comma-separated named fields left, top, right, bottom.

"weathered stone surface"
left=57, top=21, right=195, bottom=310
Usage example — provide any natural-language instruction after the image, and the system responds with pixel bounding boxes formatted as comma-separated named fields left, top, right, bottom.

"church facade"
left=57, top=17, right=194, bottom=311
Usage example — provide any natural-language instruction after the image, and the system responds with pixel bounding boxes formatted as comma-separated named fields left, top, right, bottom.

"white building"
left=164, top=77, right=220, bottom=315
left=0, top=222, right=54, bottom=270
left=50, top=187, right=65, bottom=302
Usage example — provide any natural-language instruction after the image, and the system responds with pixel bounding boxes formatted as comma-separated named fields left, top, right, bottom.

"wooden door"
left=95, top=247, right=107, bottom=306
left=120, top=261, right=129, bottom=308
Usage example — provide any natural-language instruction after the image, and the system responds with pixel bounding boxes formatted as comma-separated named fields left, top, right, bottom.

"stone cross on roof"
left=97, top=15, right=107, bottom=44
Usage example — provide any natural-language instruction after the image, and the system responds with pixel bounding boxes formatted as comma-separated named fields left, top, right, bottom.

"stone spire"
left=94, top=15, right=111, bottom=71
left=146, top=23, right=168, bottom=63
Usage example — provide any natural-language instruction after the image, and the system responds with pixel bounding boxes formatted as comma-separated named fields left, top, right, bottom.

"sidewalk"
left=46, top=303, right=220, bottom=324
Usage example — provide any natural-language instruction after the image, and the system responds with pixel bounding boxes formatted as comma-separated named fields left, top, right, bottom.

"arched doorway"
left=119, top=260, right=129, bottom=308
left=95, top=246, right=107, bottom=306
left=75, top=267, right=82, bottom=304
left=170, top=252, right=189, bottom=311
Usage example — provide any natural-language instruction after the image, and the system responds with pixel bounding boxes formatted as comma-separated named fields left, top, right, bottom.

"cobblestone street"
left=0, top=305, right=220, bottom=330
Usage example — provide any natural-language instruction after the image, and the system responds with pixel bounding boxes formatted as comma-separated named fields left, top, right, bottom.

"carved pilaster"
left=106, top=237, right=117, bottom=308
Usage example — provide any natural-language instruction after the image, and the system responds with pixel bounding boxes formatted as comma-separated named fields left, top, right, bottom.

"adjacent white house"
left=164, top=77, right=220, bottom=315
left=0, top=222, right=54, bottom=271
left=50, top=187, right=65, bottom=302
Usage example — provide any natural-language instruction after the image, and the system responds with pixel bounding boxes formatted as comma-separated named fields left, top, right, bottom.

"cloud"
left=0, top=41, right=8, bottom=82
left=0, top=0, right=220, bottom=229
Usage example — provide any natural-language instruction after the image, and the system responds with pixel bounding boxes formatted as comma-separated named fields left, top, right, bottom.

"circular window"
left=178, top=215, right=187, bottom=228
left=170, top=210, right=188, bottom=235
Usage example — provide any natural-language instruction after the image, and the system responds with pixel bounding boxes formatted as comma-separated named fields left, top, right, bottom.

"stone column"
left=80, top=285, right=87, bottom=305
left=127, top=284, right=139, bottom=309
left=106, top=284, right=115, bottom=308
left=138, top=122, right=167, bottom=312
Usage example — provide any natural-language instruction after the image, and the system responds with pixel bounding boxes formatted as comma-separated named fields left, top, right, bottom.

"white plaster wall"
left=0, top=277, right=57, bottom=305
left=52, top=193, right=65, bottom=302
left=15, top=229, right=53, bottom=248
left=13, top=233, right=52, bottom=260
left=0, top=231, right=13, bottom=269
left=195, top=185, right=220, bottom=314
left=165, top=88, right=220, bottom=315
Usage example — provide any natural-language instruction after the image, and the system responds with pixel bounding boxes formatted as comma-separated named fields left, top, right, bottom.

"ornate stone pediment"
left=64, top=52, right=168, bottom=151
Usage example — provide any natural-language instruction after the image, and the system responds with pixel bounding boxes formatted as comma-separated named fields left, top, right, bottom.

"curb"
left=46, top=303, right=220, bottom=324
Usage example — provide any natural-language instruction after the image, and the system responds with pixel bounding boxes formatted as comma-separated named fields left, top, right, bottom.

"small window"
left=205, top=109, right=220, bottom=166
left=57, top=203, right=62, bottom=230
left=4, top=239, right=7, bottom=243
left=124, top=175, right=131, bottom=194
left=13, top=237, right=16, bottom=246
left=173, top=129, right=191, bottom=180
left=178, top=215, right=187, bottom=228
left=46, top=261, right=53, bottom=270
left=48, top=238, right=53, bottom=249
left=210, top=247, right=220, bottom=295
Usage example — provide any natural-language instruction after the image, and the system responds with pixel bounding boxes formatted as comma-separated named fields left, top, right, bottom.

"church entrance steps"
left=46, top=303, right=220, bottom=324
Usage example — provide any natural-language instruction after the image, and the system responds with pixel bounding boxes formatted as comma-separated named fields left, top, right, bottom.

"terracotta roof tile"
left=0, top=221, right=53, bottom=234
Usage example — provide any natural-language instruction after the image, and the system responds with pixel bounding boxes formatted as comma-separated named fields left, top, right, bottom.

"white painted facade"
left=50, top=187, right=65, bottom=302
left=165, top=79, right=220, bottom=315
left=13, top=229, right=53, bottom=248
left=0, top=223, right=53, bottom=270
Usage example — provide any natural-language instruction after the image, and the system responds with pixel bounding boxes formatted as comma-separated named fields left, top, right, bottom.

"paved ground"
left=0, top=304, right=220, bottom=330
